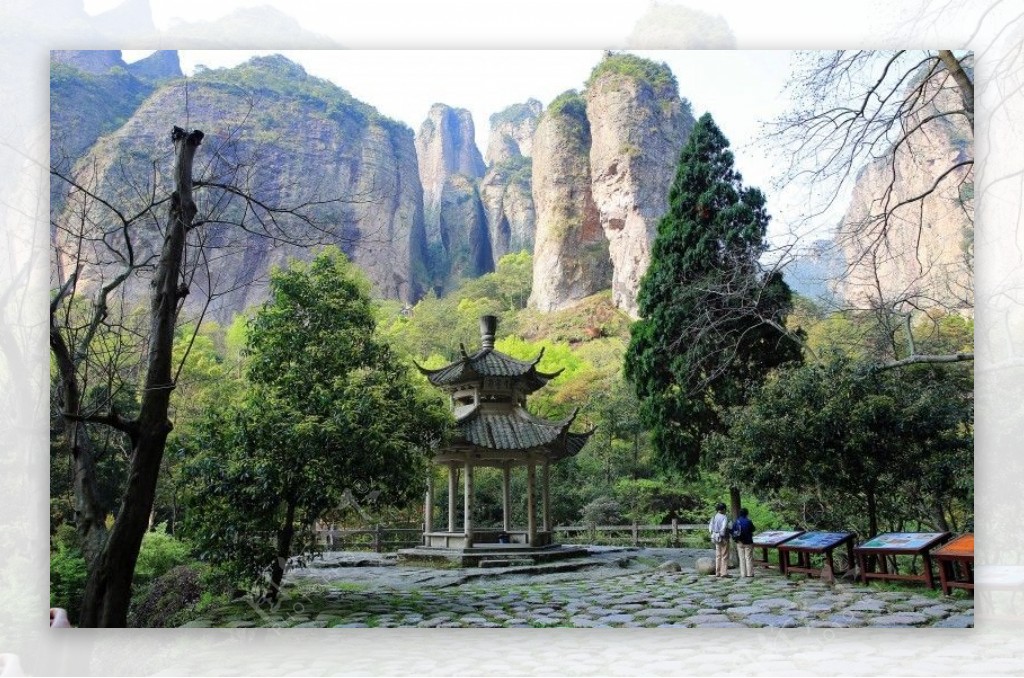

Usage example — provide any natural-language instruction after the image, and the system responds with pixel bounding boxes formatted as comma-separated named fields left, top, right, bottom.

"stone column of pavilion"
left=415, top=315, right=593, bottom=552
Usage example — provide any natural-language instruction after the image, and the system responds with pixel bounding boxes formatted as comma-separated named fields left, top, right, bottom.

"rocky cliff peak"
left=416, top=104, right=486, bottom=209
left=416, top=104, right=489, bottom=292
left=485, top=98, right=543, bottom=166
left=50, top=51, right=156, bottom=217
left=530, top=90, right=611, bottom=312
left=53, top=55, right=428, bottom=320
left=584, top=53, right=695, bottom=317
left=51, top=50, right=126, bottom=74
left=478, top=99, right=542, bottom=267
left=126, top=50, right=183, bottom=84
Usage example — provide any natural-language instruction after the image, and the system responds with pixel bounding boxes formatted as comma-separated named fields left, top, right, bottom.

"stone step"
left=478, top=558, right=537, bottom=568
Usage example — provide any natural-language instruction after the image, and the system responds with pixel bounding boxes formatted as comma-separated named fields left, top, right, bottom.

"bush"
left=135, top=523, right=191, bottom=584
left=580, top=496, right=623, bottom=526
left=50, top=525, right=88, bottom=625
left=586, top=53, right=677, bottom=91
left=128, top=564, right=203, bottom=628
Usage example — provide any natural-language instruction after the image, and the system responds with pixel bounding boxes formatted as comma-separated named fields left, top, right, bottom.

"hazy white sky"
left=122, top=49, right=812, bottom=239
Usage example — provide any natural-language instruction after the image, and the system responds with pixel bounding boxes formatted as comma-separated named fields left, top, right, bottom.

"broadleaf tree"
left=180, top=248, right=451, bottom=600
left=711, top=354, right=973, bottom=536
left=624, top=113, right=802, bottom=482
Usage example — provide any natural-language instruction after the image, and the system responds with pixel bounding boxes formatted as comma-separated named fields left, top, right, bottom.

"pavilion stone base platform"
left=397, top=543, right=589, bottom=568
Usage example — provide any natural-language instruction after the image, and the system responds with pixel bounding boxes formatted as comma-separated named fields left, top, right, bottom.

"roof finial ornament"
left=480, top=315, right=497, bottom=350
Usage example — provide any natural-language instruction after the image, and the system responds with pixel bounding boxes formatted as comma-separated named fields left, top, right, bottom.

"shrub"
left=134, top=523, right=192, bottom=584
left=580, top=496, right=623, bottom=526
left=128, top=565, right=203, bottom=628
left=586, top=53, right=677, bottom=91
left=50, top=525, right=88, bottom=625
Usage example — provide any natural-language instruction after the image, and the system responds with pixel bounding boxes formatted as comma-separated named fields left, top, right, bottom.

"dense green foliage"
left=49, top=526, right=89, bottom=625
left=491, top=155, right=533, bottom=187
left=586, top=52, right=678, bottom=91
left=548, top=89, right=587, bottom=122
left=133, top=523, right=192, bottom=584
left=546, top=90, right=590, bottom=141
left=712, top=354, right=973, bottom=536
left=179, top=249, right=451, bottom=595
left=625, top=113, right=802, bottom=473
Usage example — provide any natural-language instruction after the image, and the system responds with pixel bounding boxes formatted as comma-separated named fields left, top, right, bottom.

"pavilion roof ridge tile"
left=416, top=346, right=557, bottom=387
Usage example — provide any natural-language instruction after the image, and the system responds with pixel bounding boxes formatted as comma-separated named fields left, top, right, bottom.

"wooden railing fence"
left=316, top=520, right=707, bottom=552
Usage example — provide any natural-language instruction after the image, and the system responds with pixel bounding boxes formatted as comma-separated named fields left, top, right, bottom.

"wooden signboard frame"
left=853, top=532, right=952, bottom=589
left=934, top=533, right=974, bottom=595
left=750, top=530, right=804, bottom=570
left=776, top=531, right=856, bottom=578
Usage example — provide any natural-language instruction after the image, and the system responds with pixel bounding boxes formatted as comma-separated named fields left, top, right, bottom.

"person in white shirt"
left=708, top=502, right=730, bottom=577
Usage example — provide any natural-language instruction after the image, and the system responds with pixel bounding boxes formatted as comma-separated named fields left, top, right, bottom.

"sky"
left=121, top=48, right=813, bottom=241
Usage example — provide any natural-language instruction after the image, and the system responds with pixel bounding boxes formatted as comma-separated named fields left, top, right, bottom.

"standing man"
left=733, top=507, right=756, bottom=578
left=708, top=502, right=730, bottom=577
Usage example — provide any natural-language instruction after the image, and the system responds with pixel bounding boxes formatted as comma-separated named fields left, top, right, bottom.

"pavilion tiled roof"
left=452, top=405, right=593, bottom=459
left=415, top=347, right=563, bottom=394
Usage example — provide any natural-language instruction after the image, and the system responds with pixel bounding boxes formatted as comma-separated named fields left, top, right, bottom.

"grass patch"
left=396, top=557, right=460, bottom=569
left=859, top=580, right=945, bottom=599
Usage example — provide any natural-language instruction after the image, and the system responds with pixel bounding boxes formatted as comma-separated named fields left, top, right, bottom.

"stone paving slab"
left=195, top=547, right=974, bottom=629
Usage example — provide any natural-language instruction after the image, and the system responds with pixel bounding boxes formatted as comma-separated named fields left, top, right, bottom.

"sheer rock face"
left=51, top=50, right=125, bottom=74
left=479, top=100, right=543, bottom=264
left=416, top=104, right=486, bottom=234
left=480, top=161, right=535, bottom=264
left=836, top=68, right=974, bottom=315
left=485, top=98, right=543, bottom=166
left=52, top=55, right=427, bottom=320
left=415, top=104, right=488, bottom=292
left=439, top=175, right=493, bottom=285
left=529, top=95, right=611, bottom=312
left=126, top=50, right=183, bottom=83
left=585, top=67, right=694, bottom=317
left=50, top=51, right=159, bottom=219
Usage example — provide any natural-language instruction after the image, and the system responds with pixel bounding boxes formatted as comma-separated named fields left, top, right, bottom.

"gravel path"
left=182, top=548, right=973, bottom=628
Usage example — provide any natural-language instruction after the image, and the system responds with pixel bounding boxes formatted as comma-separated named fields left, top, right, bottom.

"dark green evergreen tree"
left=624, top=113, right=802, bottom=473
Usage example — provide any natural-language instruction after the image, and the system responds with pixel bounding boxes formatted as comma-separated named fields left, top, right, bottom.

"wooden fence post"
left=672, top=518, right=679, bottom=547
left=632, top=521, right=639, bottom=547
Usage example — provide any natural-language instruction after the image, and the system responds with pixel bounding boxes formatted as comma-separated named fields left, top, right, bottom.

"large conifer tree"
left=624, top=113, right=801, bottom=473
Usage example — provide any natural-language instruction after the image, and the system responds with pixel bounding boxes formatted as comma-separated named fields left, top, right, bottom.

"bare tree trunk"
left=866, top=486, right=878, bottom=537
left=729, top=487, right=741, bottom=520
left=728, top=486, right=741, bottom=567
left=933, top=502, right=950, bottom=533
left=78, top=127, right=203, bottom=627
left=937, top=50, right=974, bottom=128
left=50, top=328, right=108, bottom=563
left=269, top=499, right=297, bottom=602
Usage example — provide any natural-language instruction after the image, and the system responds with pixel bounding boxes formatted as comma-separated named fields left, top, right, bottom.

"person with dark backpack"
left=731, top=507, right=756, bottom=578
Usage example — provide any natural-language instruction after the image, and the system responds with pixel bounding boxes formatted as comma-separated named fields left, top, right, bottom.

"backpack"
left=731, top=521, right=742, bottom=541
